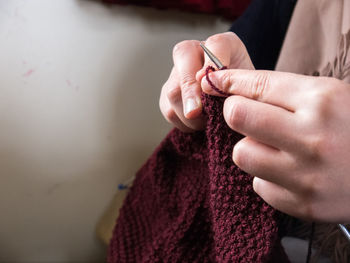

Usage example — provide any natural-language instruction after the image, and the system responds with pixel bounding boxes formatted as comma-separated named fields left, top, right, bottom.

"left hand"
left=201, top=69, right=350, bottom=223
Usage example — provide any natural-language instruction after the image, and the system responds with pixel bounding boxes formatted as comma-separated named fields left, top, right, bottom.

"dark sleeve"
left=230, top=0, right=297, bottom=70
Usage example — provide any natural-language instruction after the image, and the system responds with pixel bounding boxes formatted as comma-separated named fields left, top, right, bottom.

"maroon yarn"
left=108, top=90, right=290, bottom=262
left=102, top=0, right=251, bottom=20
left=205, top=65, right=231, bottom=97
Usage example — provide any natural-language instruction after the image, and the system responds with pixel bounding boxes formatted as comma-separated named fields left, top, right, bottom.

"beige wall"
left=0, top=0, right=230, bottom=262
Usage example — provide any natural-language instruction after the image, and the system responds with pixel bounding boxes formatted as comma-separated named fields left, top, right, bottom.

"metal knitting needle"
left=338, top=224, right=350, bottom=242
left=200, top=42, right=225, bottom=70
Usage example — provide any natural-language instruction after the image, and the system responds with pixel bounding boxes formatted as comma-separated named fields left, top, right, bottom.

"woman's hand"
left=202, top=69, right=350, bottom=223
left=159, top=32, right=254, bottom=132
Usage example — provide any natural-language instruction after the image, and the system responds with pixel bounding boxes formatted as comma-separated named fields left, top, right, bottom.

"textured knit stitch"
left=108, top=88, right=290, bottom=262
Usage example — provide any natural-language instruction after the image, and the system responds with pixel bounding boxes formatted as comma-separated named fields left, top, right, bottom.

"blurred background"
left=0, top=0, right=230, bottom=262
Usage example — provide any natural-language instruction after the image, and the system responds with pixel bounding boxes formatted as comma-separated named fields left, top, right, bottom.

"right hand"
left=159, top=32, right=254, bottom=132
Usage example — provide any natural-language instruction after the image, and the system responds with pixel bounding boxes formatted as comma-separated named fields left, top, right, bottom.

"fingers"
left=160, top=33, right=258, bottom=132
left=173, top=40, right=204, bottom=119
left=223, top=95, right=301, bottom=151
left=234, top=138, right=321, bottom=221
left=202, top=69, right=312, bottom=111
left=233, top=137, right=296, bottom=188
left=252, top=177, right=318, bottom=221
left=159, top=88, right=195, bottom=133
left=160, top=67, right=205, bottom=132
left=253, top=177, right=298, bottom=217
left=196, top=32, right=254, bottom=82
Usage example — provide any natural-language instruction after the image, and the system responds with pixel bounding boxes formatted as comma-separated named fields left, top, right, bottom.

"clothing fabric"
left=276, top=0, right=350, bottom=80
left=102, top=0, right=251, bottom=20
left=230, top=0, right=296, bottom=70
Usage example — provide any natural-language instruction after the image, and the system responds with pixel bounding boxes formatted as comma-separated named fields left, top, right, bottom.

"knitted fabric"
left=102, top=0, right=251, bottom=20
left=108, top=91, right=289, bottom=262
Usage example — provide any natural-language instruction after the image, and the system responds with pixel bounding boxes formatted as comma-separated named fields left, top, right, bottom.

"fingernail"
left=184, top=98, right=199, bottom=116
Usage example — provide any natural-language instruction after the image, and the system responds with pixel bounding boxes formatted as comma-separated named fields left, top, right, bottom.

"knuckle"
left=298, top=201, right=316, bottom=221
left=159, top=97, right=178, bottom=124
left=220, top=71, right=235, bottom=94
left=206, top=32, right=245, bottom=58
left=223, top=31, right=246, bottom=51
left=299, top=176, right=317, bottom=196
left=166, top=85, right=181, bottom=103
left=223, top=31, right=239, bottom=40
left=206, top=33, right=227, bottom=45
left=164, top=109, right=178, bottom=123
left=304, top=92, right=332, bottom=128
left=309, top=77, right=339, bottom=112
left=205, top=33, right=241, bottom=56
left=181, top=73, right=197, bottom=90
left=303, top=134, right=326, bottom=160
left=251, top=72, right=270, bottom=100
left=311, top=89, right=332, bottom=110
left=221, top=71, right=246, bottom=95
left=173, top=40, right=197, bottom=57
left=206, top=32, right=240, bottom=46
left=296, top=173, right=332, bottom=221
left=295, top=182, right=319, bottom=220
left=180, top=74, right=198, bottom=97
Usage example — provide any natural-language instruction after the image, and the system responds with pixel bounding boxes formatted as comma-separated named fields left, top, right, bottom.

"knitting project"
left=108, top=89, right=290, bottom=262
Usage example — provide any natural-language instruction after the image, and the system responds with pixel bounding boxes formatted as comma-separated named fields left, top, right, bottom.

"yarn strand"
left=205, top=65, right=230, bottom=97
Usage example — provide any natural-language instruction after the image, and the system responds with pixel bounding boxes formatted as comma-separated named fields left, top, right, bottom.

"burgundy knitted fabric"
left=102, top=0, right=251, bottom=20
left=108, top=92, right=290, bottom=262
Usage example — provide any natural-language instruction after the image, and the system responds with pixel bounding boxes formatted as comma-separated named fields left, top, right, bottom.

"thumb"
left=195, top=32, right=254, bottom=82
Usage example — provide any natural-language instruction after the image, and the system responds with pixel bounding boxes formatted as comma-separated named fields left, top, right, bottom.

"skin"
left=160, top=32, right=350, bottom=223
